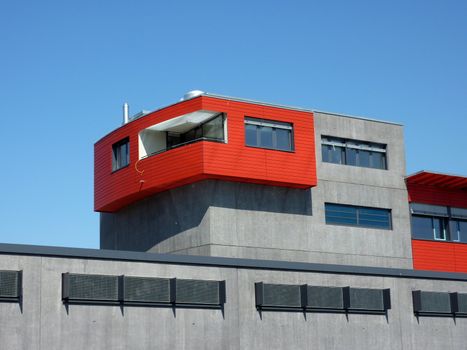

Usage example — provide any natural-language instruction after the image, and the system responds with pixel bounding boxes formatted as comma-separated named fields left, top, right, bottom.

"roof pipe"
left=123, top=102, right=129, bottom=124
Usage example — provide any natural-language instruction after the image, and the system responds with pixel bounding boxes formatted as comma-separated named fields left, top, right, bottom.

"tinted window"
left=245, top=124, right=258, bottom=146
left=412, top=216, right=433, bottom=240
left=260, top=126, right=273, bottom=148
left=325, top=203, right=391, bottom=229
left=245, top=118, right=293, bottom=151
left=322, top=136, right=387, bottom=170
left=112, top=138, right=130, bottom=171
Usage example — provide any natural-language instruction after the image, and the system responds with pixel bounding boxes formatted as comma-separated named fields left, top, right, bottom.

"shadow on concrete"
left=100, top=180, right=312, bottom=252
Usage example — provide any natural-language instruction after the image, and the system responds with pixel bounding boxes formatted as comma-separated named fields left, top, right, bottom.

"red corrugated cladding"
left=407, top=172, right=467, bottom=273
left=412, top=240, right=467, bottom=273
left=94, top=96, right=317, bottom=212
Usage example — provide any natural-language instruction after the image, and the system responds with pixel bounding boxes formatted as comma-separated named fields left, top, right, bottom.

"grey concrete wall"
left=0, top=253, right=466, bottom=350
left=100, top=112, right=413, bottom=269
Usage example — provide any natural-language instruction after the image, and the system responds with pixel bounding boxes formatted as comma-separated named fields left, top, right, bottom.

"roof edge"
left=0, top=242, right=466, bottom=281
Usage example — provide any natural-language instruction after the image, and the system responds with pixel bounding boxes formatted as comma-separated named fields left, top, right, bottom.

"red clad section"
left=407, top=171, right=467, bottom=273
left=94, top=96, right=317, bottom=212
left=412, top=240, right=467, bottom=273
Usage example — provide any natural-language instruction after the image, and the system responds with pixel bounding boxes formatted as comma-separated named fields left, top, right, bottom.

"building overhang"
left=406, top=171, right=467, bottom=190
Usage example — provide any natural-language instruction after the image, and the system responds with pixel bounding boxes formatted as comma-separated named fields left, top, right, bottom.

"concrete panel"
left=1, top=253, right=466, bottom=350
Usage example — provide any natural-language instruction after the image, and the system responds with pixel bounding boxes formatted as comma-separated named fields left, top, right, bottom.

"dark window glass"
left=165, top=113, right=225, bottom=151
left=245, top=124, right=258, bottom=146
left=260, top=126, right=273, bottom=148
left=112, top=138, right=130, bottom=171
left=370, top=151, right=385, bottom=169
left=244, top=118, right=293, bottom=151
left=276, top=128, right=291, bottom=151
left=203, top=115, right=224, bottom=140
left=322, top=136, right=386, bottom=170
left=358, top=150, right=370, bottom=167
left=459, top=221, right=467, bottom=243
left=325, top=203, right=391, bottom=229
left=411, top=216, right=434, bottom=240
left=346, top=148, right=357, bottom=166
left=449, top=220, right=460, bottom=242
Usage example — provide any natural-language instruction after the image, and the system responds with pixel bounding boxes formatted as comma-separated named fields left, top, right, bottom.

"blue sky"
left=0, top=0, right=466, bottom=248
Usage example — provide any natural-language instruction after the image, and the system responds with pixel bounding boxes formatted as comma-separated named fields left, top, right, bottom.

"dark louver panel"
left=455, top=293, right=467, bottom=315
left=410, top=203, right=448, bottom=217
left=123, top=277, right=171, bottom=304
left=348, top=287, right=391, bottom=312
left=255, top=283, right=304, bottom=309
left=175, top=279, right=225, bottom=306
left=62, top=273, right=120, bottom=303
left=306, top=286, right=345, bottom=310
left=0, top=270, right=22, bottom=301
left=412, top=291, right=452, bottom=315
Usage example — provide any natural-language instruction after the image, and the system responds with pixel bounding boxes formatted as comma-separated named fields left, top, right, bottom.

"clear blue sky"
left=0, top=0, right=466, bottom=248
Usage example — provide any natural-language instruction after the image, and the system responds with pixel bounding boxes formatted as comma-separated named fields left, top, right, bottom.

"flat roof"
left=98, top=91, right=402, bottom=142
left=0, top=242, right=467, bottom=281
left=406, top=170, right=467, bottom=190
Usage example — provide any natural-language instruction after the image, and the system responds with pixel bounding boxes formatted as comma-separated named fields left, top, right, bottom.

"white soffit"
left=145, top=110, right=219, bottom=133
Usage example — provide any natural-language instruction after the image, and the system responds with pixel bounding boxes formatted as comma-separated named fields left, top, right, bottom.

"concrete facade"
left=101, top=111, right=412, bottom=269
left=0, top=246, right=466, bottom=350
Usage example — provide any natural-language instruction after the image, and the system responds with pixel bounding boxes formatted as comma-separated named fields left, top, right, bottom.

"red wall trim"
left=94, top=96, right=317, bottom=212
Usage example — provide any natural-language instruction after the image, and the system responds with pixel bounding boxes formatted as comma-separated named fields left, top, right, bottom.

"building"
left=0, top=91, right=466, bottom=349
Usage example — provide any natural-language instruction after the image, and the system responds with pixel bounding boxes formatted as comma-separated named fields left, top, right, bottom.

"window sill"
left=412, top=238, right=466, bottom=245
left=245, top=145, right=295, bottom=153
left=321, top=160, right=387, bottom=171
left=111, top=164, right=130, bottom=174
left=325, top=222, right=392, bottom=231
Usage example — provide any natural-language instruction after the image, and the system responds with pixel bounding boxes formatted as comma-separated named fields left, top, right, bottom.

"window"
left=112, top=138, right=129, bottom=171
left=325, top=203, right=392, bottom=229
left=245, top=117, right=293, bottom=151
left=411, top=203, right=467, bottom=243
left=166, top=113, right=225, bottom=150
left=321, top=136, right=387, bottom=170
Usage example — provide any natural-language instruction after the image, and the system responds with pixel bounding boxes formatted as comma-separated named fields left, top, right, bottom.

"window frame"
left=244, top=117, right=294, bottom=152
left=112, top=137, right=130, bottom=172
left=321, top=136, right=387, bottom=170
left=410, top=203, right=467, bottom=243
left=324, top=203, right=393, bottom=230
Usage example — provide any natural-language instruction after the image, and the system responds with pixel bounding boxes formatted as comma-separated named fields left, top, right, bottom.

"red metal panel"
left=94, top=96, right=317, bottom=212
left=412, top=239, right=467, bottom=273
left=407, top=183, right=467, bottom=208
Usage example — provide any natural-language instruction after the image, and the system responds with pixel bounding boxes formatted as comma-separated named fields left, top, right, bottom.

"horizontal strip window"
left=62, top=273, right=225, bottom=308
left=321, top=136, right=387, bottom=170
left=245, top=117, right=294, bottom=152
left=0, top=270, right=22, bottom=302
left=413, top=291, right=467, bottom=317
left=255, top=282, right=391, bottom=314
left=410, top=203, right=467, bottom=243
left=325, top=203, right=392, bottom=230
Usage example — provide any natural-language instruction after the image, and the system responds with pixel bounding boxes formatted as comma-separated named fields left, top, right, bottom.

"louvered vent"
left=413, top=291, right=452, bottom=315
left=306, top=286, right=345, bottom=310
left=0, top=270, right=21, bottom=301
left=455, top=293, right=467, bottom=315
left=124, top=277, right=171, bottom=303
left=348, top=288, right=390, bottom=312
left=255, top=283, right=304, bottom=308
left=62, top=273, right=120, bottom=302
left=175, top=279, right=225, bottom=305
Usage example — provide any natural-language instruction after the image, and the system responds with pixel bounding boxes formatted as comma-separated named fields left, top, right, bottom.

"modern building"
left=0, top=91, right=466, bottom=349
